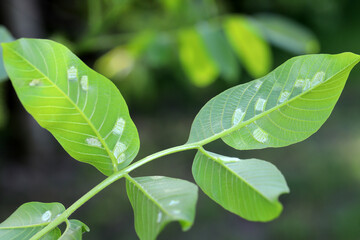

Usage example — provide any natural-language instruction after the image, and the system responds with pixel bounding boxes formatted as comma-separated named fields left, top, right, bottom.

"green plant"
left=0, top=38, right=358, bottom=240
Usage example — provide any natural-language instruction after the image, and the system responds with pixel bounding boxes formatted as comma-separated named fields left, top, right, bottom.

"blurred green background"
left=1, top=0, right=360, bottom=239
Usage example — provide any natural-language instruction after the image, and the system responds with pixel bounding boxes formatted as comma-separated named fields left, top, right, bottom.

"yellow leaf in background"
left=178, top=28, right=219, bottom=87
left=223, top=15, right=272, bottom=78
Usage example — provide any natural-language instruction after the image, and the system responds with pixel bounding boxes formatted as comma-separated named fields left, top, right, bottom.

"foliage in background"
left=0, top=26, right=13, bottom=128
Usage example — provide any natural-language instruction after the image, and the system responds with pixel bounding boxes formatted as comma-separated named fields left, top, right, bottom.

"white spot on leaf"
left=254, top=81, right=263, bottom=90
left=169, top=200, right=180, bottom=206
left=279, top=91, right=290, bottom=103
left=294, top=79, right=305, bottom=88
left=113, top=118, right=126, bottom=135
left=80, top=75, right=88, bottom=91
left=253, top=128, right=268, bottom=143
left=86, top=137, right=102, bottom=148
left=255, top=98, right=266, bottom=112
left=151, top=176, right=164, bottom=180
left=232, top=108, right=245, bottom=126
left=311, top=71, right=325, bottom=87
left=29, top=79, right=42, bottom=87
left=113, top=141, right=127, bottom=163
left=41, top=211, right=52, bottom=222
left=67, top=66, right=78, bottom=81
left=157, top=212, right=162, bottom=223
left=219, top=156, right=240, bottom=163
left=172, top=210, right=181, bottom=214
left=303, top=79, right=311, bottom=91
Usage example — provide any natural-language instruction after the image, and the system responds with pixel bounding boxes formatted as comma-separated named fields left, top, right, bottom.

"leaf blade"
left=59, top=220, right=89, bottom=240
left=126, top=176, right=198, bottom=240
left=187, top=53, right=360, bottom=150
left=2, top=39, right=140, bottom=175
left=192, top=149, right=289, bottom=221
left=0, top=202, right=65, bottom=240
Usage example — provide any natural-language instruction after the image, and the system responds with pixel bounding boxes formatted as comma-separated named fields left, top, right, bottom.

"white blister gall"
left=168, top=200, right=180, bottom=206
left=303, top=79, right=311, bottom=91
left=254, top=81, right=263, bottom=90
left=86, top=137, right=102, bottom=148
left=294, top=79, right=305, bottom=88
left=113, top=141, right=127, bottom=164
left=41, top=210, right=52, bottom=222
left=113, top=118, right=126, bottom=135
left=252, top=128, right=268, bottom=143
left=255, top=98, right=266, bottom=112
left=29, top=79, right=42, bottom=87
left=80, top=75, right=89, bottom=91
left=157, top=212, right=162, bottom=223
left=67, top=66, right=78, bottom=81
left=279, top=91, right=290, bottom=103
left=232, top=108, right=245, bottom=126
left=311, top=71, right=325, bottom=87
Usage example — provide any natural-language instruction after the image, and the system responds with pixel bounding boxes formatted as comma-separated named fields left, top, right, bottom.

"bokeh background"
left=1, top=0, right=360, bottom=239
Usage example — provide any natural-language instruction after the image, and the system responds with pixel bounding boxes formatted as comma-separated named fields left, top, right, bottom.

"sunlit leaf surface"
left=188, top=53, right=360, bottom=150
left=0, top=202, right=64, bottom=240
left=2, top=39, right=140, bottom=175
left=126, top=176, right=198, bottom=240
left=193, top=149, right=289, bottom=221
left=178, top=28, right=219, bottom=87
left=223, top=15, right=272, bottom=78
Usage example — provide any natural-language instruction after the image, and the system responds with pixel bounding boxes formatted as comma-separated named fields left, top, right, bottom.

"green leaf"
left=126, top=176, right=198, bottom=240
left=0, top=202, right=65, bottom=240
left=252, top=13, right=320, bottom=54
left=223, top=15, right=272, bottom=78
left=187, top=53, right=360, bottom=150
left=178, top=27, right=219, bottom=87
left=59, top=220, right=89, bottom=240
left=0, top=25, right=14, bottom=82
left=197, top=22, right=240, bottom=83
left=193, top=149, right=289, bottom=221
left=2, top=39, right=140, bottom=176
left=0, top=83, right=8, bottom=128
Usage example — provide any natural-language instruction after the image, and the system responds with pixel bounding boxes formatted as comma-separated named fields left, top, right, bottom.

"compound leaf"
left=2, top=39, right=140, bottom=176
left=0, top=202, right=64, bottom=240
left=188, top=53, right=360, bottom=150
left=223, top=15, right=272, bottom=78
left=59, top=220, right=89, bottom=240
left=193, top=149, right=289, bottom=221
left=126, top=176, right=198, bottom=240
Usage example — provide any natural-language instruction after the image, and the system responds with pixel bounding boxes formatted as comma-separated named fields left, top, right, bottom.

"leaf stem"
left=29, top=143, right=199, bottom=240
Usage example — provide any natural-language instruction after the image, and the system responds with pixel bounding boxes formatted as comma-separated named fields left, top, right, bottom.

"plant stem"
left=30, top=143, right=199, bottom=240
